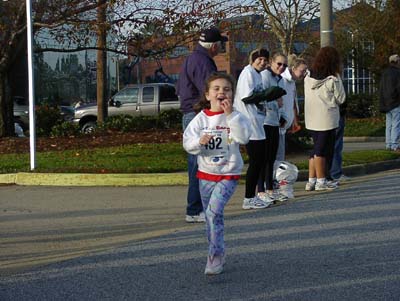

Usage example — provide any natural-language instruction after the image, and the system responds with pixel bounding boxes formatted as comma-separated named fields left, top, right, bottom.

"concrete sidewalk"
left=0, top=138, right=397, bottom=186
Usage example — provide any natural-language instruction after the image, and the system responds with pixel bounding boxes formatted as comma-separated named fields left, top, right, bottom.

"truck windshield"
left=115, top=87, right=139, bottom=104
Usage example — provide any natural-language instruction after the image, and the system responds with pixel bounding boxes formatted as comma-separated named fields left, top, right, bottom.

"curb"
left=1, top=159, right=399, bottom=187
left=296, top=158, right=400, bottom=182
left=0, top=172, right=188, bottom=187
left=343, top=136, right=385, bottom=142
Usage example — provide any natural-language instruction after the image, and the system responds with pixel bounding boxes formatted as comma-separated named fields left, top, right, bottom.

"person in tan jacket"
left=304, top=46, right=346, bottom=191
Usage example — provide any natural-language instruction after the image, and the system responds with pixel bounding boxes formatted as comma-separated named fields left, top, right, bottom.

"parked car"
left=13, top=96, right=29, bottom=131
left=73, top=83, right=180, bottom=133
left=13, top=96, right=74, bottom=135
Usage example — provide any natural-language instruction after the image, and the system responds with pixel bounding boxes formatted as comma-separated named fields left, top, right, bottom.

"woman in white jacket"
left=279, top=55, right=308, bottom=160
left=258, top=53, right=287, bottom=201
left=304, top=46, right=346, bottom=191
left=233, top=48, right=272, bottom=210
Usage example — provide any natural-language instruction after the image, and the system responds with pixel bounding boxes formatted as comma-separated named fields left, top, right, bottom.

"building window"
left=342, top=40, right=375, bottom=95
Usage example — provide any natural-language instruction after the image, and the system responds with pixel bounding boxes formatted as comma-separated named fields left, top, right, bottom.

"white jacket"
left=183, top=109, right=251, bottom=177
left=260, top=68, right=286, bottom=127
left=281, top=68, right=299, bottom=133
left=304, top=73, right=346, bottom=131
left=233, top=65, right=266, bottom=140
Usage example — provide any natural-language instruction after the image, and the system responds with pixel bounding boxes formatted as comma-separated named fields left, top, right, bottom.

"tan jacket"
left=304, top=73, right=346, bottom=131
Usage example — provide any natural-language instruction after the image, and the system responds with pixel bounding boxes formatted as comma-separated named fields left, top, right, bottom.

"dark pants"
left=330, top=116, right=345, bottom=179
left=309, top=129, right=336, bottom=179
left=182, top=112, right=202, bottom=216
left=245, top=140, right=266, bottom=198
left=258, top=125, right=279, bottom=192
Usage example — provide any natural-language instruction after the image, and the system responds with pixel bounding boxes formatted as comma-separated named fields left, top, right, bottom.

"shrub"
left=157, top=109, right=182, bottom=129
left=50, top=122, right=82, bottom=137
left=346, top=93, right=381, bottom=118
left=96, top=109, right=182, bottom=133
left=35, top=105, right=65, bottom=137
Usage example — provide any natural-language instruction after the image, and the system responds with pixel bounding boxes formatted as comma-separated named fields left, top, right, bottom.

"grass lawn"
left=0, top=142, right=399, bottom=174
left=345, top=118, right=385, bottom=137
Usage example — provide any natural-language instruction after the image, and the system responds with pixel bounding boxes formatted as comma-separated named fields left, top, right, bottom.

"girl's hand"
left=219, top=98, right=233, bottom=115
left=199, top=134, right=214, bottom=145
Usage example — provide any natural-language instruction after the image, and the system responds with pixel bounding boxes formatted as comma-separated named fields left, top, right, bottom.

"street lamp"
left=26, top=0, right=36, bottom=170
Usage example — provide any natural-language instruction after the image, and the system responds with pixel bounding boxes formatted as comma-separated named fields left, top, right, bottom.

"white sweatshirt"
left=260, top=68, right=286, bottom=127
left=233, top=64, right=266, bottom=140
left=183, top=109, right=251, bottom=179
left=281, top=68, right=299, bottom=133
left=304, top=73, right=346, bottom=131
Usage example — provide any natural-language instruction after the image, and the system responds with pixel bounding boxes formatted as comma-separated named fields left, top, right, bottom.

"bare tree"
left=0, top=0, right=248, bottom=137
left=257, top=0, right=320, bottom=55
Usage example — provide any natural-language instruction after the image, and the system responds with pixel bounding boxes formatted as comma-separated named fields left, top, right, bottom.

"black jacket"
left=379, top=65, right=400, bottom=113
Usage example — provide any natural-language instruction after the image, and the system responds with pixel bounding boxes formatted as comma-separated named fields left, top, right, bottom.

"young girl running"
left=183, top=72, right=251, bottom=275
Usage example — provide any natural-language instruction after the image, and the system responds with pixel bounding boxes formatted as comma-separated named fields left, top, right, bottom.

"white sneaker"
left=315, top=181, right=338, bottom=191
left=204, top=254, right=225, bottom=275
left=242, top=197, right=270, bottom=210
left=269, top=191, right=288, bottom=202
left=334, top=175, right=351, bottom=183
left=185, top=212, right=206, bottom=223
left=257, top=192, right=274, bottom=205
left=305, top=182, right=315, bottom=191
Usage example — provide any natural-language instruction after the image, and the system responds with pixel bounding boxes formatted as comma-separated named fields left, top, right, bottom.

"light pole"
left=26, top=0, right=37, bottom=170
left=320, top=0, right=334, bottom=47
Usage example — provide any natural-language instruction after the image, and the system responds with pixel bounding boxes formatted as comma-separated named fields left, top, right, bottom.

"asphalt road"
left=1, top=169, right=400, bottom=300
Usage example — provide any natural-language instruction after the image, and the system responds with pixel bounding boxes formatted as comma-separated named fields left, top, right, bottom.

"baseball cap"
left=389, top=54, right=400, bottom=63
left=199, top=27, right=228, bottom=43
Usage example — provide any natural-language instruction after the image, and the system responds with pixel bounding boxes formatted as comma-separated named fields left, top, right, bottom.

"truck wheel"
left=81, top=121, right=97, bottom=134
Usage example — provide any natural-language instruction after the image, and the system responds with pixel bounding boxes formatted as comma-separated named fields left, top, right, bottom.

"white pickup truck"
left=73, top=83, right=180, bottom=133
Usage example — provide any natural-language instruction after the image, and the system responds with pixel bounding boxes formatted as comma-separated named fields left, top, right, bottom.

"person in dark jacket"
left=176, top=27, right=228, bottom=223
left=379, top=54, right=400, bottom=152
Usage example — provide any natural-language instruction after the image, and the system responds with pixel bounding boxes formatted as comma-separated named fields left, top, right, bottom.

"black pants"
left=245, top=139, right=266, bottom=198
left=258, top=125, right=280, bottom=191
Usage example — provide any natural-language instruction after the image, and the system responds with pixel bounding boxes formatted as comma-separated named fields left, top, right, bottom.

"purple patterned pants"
left=199, top=179, right=238, bottom=258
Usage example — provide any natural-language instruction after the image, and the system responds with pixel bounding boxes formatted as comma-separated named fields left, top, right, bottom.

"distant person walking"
left=176, top=27, right=228, bottom=223
left=183, top=73, right=251, bottom=275
left=379, top=54, right=400, bottom=152
left=304, top=46, right=346, bottom=191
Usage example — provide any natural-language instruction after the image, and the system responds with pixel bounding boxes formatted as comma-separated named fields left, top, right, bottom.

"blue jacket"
left=176, top=44, right=217, bottom=114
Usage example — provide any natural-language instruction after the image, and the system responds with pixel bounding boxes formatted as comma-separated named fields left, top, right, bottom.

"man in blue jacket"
left=379, top=54, right=400, bottom=152
left=176, top=27, right=228, bottom=223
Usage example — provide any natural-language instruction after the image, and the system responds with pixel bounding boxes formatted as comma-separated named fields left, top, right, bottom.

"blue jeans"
left=385, top=106, right=400, bottom=151
left=330, top=115, right=345, bottom=180
left=182, top=112, right=203, bottom=216
left=200, top=179, right=237, bottom=257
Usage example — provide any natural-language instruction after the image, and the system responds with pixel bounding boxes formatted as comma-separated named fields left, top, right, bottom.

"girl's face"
left=205, top=78, right=233, bottom=112
left=271, top=55, right=288, bottom=75
left=252, top=57, right=268, bottom=72
left=291, top=63, right=308, bottom=80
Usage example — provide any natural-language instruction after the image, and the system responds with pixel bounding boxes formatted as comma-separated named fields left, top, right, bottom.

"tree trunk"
left=0, top=71, right=15, bottom=137
left=96, top=0, right=107, bottom=124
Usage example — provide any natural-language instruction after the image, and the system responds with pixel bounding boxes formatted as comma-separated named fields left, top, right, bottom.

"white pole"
left=26, top=0, right=36, bottom=170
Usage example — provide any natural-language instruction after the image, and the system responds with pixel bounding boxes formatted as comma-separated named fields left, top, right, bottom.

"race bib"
left=201, top=129, right=230, bottom=157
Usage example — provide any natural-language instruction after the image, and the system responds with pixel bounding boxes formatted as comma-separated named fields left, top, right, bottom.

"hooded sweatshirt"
left=304, top=72, right=346, bottom=131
